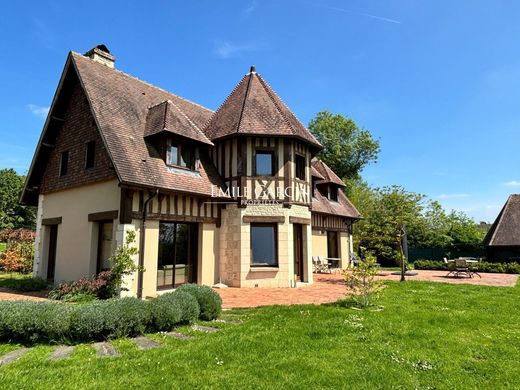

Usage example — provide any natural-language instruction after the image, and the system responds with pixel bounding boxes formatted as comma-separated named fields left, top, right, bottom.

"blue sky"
left=1, top=1, right=519, bottom=222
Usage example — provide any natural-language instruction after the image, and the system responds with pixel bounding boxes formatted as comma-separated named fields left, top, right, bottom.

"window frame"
left=250, top=223, right=278, bottom=267
left=59, top=151, right=69, bottom=177
left=329, top=185, right=338, bottom=202
left=166, top=139, right=194, bottom=170
left=295, top=154, right=306, bottom=180
left=85, top=141, right=96, bottom=169
left=254, top=150, right=275, bottom=177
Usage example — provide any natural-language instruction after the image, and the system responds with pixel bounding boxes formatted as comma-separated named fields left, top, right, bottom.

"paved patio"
left=217, top=271, right=519, bottom=309
left=0, top=288, right=48, bottom=302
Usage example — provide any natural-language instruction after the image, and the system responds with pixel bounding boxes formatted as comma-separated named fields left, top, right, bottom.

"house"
left=483, top=194, right=520, bottom=262
left=21, top=45, right=360, bottom=298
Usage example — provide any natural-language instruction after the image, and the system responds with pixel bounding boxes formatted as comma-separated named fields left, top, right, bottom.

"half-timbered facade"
left=22, top=45, right=360, bottom=297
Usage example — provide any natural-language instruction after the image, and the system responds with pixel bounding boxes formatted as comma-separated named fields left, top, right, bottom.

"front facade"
left=23, top=45, right=360, bottom=298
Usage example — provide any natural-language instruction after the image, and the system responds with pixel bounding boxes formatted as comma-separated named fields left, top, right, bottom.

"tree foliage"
left=0, top=169, right=35, bottom=230
left=349, top=181, right=486, bottom=264
left=308, top=110, right=380, bottom=180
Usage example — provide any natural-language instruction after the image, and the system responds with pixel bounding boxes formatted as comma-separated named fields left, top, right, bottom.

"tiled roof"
left=311, top=166, right=325, bottom=179
left=484, top=195, right=520, bottom=246
left=312, top=187, right=361, bottom=219
left=71, top=52, right=225, bottom=196
left=311, top=158, right=345, bottom=187
left=145, top=100, right=213, bottom=145
left=203, top=68, right=322, bottom=149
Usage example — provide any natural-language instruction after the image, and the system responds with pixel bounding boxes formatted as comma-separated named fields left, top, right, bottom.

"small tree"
left=343, top=253, right=383, bottom=308
left=106, top=230, right=141, bottom=297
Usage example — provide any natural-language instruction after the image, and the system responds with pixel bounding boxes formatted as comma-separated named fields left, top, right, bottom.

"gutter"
left=137, top=189, right=158, bottom=299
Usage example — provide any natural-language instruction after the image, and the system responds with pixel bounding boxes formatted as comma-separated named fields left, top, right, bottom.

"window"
left=167, top=142, right=194, bottom=169
left=59, top=151, right=69, bottom=176
left=85, top=141, right=96, bottom=169
left=327, top=231, right=339, bottom=258
left=329, top=186, right=338, bottom=202
left=251, top=224, right=278, bottom=266
left=295, top=154, right=305, bottom=180
left=255, top=151, right=274, bottom=176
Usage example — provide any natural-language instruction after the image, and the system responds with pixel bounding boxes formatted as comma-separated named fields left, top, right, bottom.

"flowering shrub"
left=0, top=228, right=35, bottom=274
left=48, top=271, right=115, bottom=302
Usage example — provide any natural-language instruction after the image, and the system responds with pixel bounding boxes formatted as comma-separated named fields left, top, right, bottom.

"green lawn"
left=1, top=281, right=520, bottom=389
left=0, top=272, right=32, bottom=289
left=0, top=242, right=5, bottom=254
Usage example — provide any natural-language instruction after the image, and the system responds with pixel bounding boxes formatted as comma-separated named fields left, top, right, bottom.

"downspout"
left=137, top=189, right=159, bottom=299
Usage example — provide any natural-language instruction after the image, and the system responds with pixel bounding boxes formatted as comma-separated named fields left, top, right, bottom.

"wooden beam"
left=289, top=216, right=311, bottom=225
left=88, top=210, right=118, bottom=222
left=42, top=217, right=62, bottom=225
left=119, top=188, right=134, bottom=224
left=242, top=215, right=285, bottom=224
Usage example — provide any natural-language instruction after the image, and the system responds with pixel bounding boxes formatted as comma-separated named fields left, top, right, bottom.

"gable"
left=41, top=80, right=116, bottom=194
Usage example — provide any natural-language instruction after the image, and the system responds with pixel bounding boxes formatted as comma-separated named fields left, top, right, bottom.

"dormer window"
left=255, top=150, right=274, bottom=176
left=166, top=139, right=194, bottom=170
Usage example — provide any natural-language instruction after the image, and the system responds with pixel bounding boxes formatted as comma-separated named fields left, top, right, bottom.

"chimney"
left=84, top=44, right=115, bottom=68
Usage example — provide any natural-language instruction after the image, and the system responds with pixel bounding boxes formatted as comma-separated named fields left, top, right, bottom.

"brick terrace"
left=216, top=271, right=519, bottom=309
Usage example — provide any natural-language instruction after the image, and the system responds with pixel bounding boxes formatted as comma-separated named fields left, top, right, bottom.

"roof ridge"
left=71, top=52, right=214, bottom=114
left=235, top=72, right=254, bottom=135
left=488, top=195, right=512, bottom=245
left=255, top=74, right=297, bottom=136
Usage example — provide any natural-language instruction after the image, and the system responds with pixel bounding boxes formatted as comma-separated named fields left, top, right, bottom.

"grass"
left=0, top=242, right=5, bottom=254
left=0, top=272, right=33, bottom=289
left=1, top=281, right=520, bottom=389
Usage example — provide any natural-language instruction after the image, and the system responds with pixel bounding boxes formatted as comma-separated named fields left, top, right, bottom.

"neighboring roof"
left=311, top=158, right=345, bottom=187
left=484, top=195, right=520, bottom=247
left=203, top=67, right=322, bottom=149
left=312, top=187, right=361, bottom=219
left=145, top=100, right=213, bottom=145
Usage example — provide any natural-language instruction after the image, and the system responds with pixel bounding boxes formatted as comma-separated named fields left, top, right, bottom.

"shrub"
left=413, top=259, right=520, bottom=274
left=176, top=284, right=222, bottom=320
left=413, top=260, right=447, bottom=271
left=342, top=253, right=383, bottom=308
left=48, top=270, right=115, bottom=301
left=0, top=301, right=72, bottom=344
left=149, top=293, right=183, bottom=331
left=69, top=298, right=151, bottom=341
left=0, top=228, right=35, bottom=274
left=0, top=276, right=48, bottom=292
left=168, top=290, right=200, bottom=324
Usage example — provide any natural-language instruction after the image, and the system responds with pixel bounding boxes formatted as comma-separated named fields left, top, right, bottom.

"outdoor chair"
left=319, top=256, right=332, bottom=274
left=468, top=260, right=481, bottom=278
left=454, top=259, right=470, bottom=278
left=444, top=257, right=456, bottom=277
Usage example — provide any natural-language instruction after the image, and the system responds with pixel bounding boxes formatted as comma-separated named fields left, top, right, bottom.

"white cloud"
left=244, top=1, right=257, bottom=16
left=213, top=40, right=262, bottom=59
left=505, top=180, right=520, bottom=187
left=437, top=193, right=470, bottom=199
left=27, top=104, right=50, bottom=118
left=317, top=4, right=401, bottom=24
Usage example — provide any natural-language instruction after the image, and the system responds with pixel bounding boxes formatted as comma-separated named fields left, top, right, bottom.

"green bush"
left=70, top=297, right=151, bottom=341
left=176, top=284, right=222, bottom=321
left=169, top=290, right=200, bottom=323
left=413, top=259, right=520, bottom=274
left=0, top=301, right=72, bottom=344
left=0, top=276, right=48, bottom=292
left=149, top=293, right=183, bottom=331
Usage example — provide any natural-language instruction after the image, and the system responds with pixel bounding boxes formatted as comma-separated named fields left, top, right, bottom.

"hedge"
left=0, top=283, right=222, bottom=344
left=413, top=259, right=520, bottom=274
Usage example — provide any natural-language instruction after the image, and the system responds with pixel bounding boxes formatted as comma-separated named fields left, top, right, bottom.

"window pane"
left=168, top=145, right=178, bottom=166
left=256, top=152, right=273, bottom=176
left=180, top=147, right=192, bottom=168
left=329, top=186, right=338, bottom=202
left=174, top=223, right=190, bottom=285
left=251, top=225, right=277, bottom=265
left=85, top=141, right=95, bottom=169
left=327, top=231, right=339, bottom=258
left=158, top=222, right=175, bottom=288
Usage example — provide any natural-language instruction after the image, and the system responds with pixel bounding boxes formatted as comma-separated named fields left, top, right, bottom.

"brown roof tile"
left=71, top=52, right=225, bottom=197
left=311, top=158, right=345, bottom=187
left=312, top=188, right=361, bottom=219
left=203, top=69, right=322, bottom=149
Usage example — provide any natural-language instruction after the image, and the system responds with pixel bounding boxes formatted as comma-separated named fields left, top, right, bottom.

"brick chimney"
left=84, top=44, right=115, bottom=68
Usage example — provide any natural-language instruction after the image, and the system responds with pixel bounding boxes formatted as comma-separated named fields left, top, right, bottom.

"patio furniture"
left=444, top=257, right=456, bottom=277
left=326, top=257, right=341, bottom=273
left=312, top=256, right=331, bottom=273
left=454, top=259, right=471, bottom=278
left=468, top=260, right=481, bottom=278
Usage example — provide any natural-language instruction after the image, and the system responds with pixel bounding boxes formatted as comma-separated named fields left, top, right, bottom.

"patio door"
left=293, top=224, right=304, bottom=281
left=96, top=221, right=113, bottom=273
left=157, top=222, right=198, bottom=289
left=46, top=225, right=58, bottom=282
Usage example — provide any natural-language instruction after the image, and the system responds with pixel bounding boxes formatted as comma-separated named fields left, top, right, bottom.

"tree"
left=308, top=110, right=380, bottom=180
left=0, top=169, right=36, bottom=230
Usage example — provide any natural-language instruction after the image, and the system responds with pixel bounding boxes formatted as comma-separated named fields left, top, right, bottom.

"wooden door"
left=293, top=224, right=304, bottom=281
